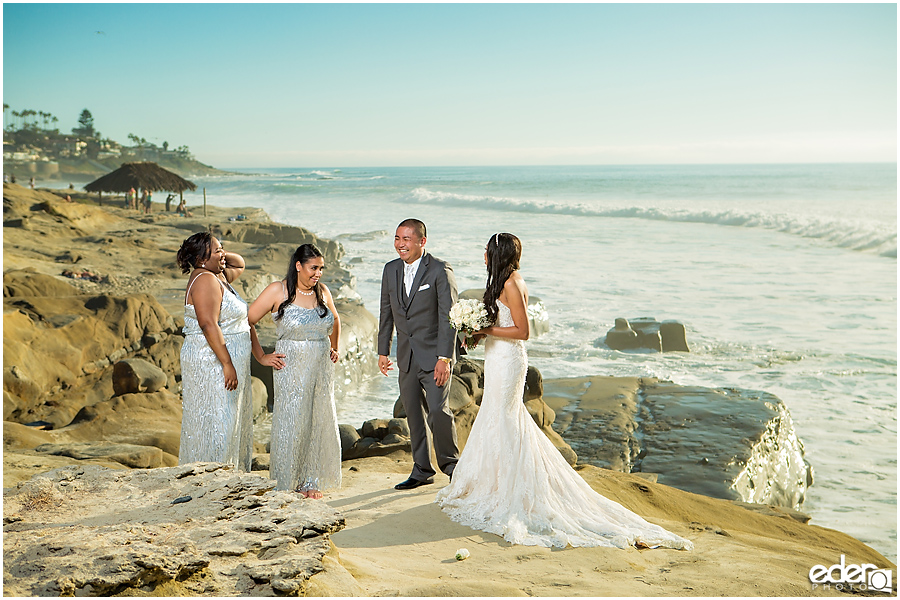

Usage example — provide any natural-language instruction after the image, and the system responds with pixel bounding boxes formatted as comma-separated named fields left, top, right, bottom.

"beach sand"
left=301, top=452, right=887, bottom=596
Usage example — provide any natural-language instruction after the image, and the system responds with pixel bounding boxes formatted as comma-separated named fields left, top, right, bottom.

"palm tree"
left=23, top=109, right=37, bottom=130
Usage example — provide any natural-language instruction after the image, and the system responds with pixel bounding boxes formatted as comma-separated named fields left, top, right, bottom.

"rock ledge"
left=3, top=463, right=346, bottom=597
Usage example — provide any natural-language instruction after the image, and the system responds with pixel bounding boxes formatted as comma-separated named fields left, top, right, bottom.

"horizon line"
left=213, top=160, right=898, bottom=171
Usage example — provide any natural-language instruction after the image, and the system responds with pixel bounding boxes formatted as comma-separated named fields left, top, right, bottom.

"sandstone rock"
left=392, top=396, right=405, bottom=419
left=543, top=376, right=812, bottom=509
left=252, top=453, right=271, bottom=471
left=3, top=268, right=82, bottom=298
left=3, top=420, right=55, bottom=450
left=388, top=418, right=409, bottom=437
left=34, top=441, right=176, bottom=469
left=600, top=317, right=690, bottom=352
left=361, top=418, right=389, bottom=439
left=339, top=424, right=361, bottom=459
left=251, top=376, right=268, bottom=421
left=141, top=331, right=168, bottom=347
left=659, top=321, right=689, bottom=352
left=57, top=390, right=183, bottom=457
left=3, top=464, right=345, bottom=597
left=332, top=298, right=380, bottom=400
left=3, top=279, right=176, bottom=424
left=603, top=318, right=640, bottom=350
left=447, top=376, right=477, bottom=412
left=524, top=365, right=543, bottom=401
left=112, top=358, right=168, bottom=395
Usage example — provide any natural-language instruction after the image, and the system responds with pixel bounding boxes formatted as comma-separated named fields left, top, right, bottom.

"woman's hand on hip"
left=260, top=352, right=286, bottom=370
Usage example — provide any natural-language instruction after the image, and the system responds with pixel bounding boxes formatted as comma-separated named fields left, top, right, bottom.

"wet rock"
left=600, top=317, right=690, bottom=352
left=543, top=376, right=812, bottom=509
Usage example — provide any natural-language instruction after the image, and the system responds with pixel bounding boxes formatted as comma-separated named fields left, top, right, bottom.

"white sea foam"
left=402, top=187, right=897, bottom=257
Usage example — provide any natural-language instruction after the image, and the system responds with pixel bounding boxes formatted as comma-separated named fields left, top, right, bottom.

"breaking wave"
left=402, top=187, right=897, bottom=258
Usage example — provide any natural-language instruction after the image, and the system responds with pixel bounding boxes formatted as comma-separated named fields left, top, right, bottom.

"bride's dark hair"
left=483, top=233, right=522, bottom=324
left=276, top=244, right=328, bottom=320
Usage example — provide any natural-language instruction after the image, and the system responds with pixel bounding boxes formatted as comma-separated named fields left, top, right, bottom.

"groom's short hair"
left=398, top=218, right=426, bottom=239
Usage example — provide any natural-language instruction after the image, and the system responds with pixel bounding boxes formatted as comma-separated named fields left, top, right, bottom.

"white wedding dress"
left=436, top=300, right=693, bottom=550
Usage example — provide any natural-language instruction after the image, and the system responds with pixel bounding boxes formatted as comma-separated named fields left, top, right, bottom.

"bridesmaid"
left=176, top=232, right=282, bottom=471
left=248, top=244, right=342, bottom=498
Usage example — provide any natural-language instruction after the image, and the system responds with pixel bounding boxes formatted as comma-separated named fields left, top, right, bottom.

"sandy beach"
left=3, top=183, right=895, bottom=596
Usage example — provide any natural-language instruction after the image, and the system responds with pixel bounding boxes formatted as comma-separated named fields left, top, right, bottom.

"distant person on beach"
left=378, top=219, right=460, bottom=490
left=436, top=233, right=693, bottom=551
left=165, top=193, right=175, bottom=212
left=29, top=177, right=35, bottom=189
left=176, top=232, right=276, bottom=471
left=176, top=198, right=192, bottom=217
left=10, top=174, right=16, bottom=184
left=248, top=244, right=341, bottom=498
left=144, top=190, right=153, bottom=213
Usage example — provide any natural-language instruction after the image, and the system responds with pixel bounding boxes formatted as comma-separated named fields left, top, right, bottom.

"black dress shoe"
left=394, top=477, right=433, bottom=490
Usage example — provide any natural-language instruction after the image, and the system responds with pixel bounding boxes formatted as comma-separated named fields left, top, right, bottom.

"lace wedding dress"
left=436, top=300, right=693, bottom=550
left=270, top=302, right=341, bottom=493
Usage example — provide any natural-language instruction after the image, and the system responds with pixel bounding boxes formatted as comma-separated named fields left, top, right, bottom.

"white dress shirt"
left=403, top=254, right=424, bottom=296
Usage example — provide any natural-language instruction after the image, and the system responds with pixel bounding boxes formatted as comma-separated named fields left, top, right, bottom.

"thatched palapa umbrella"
left=84, top=161, right=197, bottom=209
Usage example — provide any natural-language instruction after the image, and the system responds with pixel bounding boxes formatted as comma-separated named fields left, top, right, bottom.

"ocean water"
left=182, top=164, right=894, bottom=561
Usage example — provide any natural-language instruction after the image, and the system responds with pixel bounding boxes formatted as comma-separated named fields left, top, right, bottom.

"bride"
left=435, top=233, right=693, bottom=550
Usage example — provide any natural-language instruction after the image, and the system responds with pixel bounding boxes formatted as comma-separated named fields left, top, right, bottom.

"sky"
left=2, top=3, right=897, bottom=168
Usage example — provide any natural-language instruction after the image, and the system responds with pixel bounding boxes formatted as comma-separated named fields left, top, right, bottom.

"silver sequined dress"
left=179, top=275, right=253, bottom=471
left=271, top=303, right=341, bottom=492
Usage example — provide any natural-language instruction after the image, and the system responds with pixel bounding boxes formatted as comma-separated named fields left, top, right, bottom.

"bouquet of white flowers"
left=448, top=299, right=493, bottom=350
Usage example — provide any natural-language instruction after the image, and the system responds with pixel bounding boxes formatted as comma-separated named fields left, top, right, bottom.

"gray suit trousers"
left=399, top=363, right=458, bottom=481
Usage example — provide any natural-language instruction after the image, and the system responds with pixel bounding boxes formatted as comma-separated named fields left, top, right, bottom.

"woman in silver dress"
left=248, top=244, right=342, bottom=498
left=176, top=232, right=282, bottom=471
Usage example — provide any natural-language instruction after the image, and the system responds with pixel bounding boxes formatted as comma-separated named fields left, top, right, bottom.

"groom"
left=378, top=218, right=460, bottom=489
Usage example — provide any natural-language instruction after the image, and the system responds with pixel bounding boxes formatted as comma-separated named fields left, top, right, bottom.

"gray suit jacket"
left=378, top=253, right=459, bottom=373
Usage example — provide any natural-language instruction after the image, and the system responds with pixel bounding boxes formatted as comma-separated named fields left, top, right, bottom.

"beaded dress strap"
left=184, top=272, right=228, bottom=306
